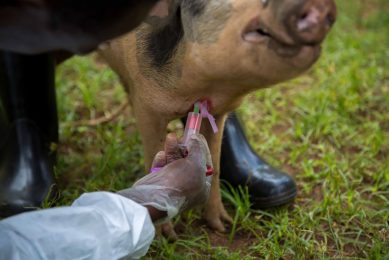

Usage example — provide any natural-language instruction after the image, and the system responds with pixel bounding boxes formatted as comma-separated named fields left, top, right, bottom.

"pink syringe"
left=181, top=102, right=213, bottom=176
left=182, top=103, right=202, bottom=147
left=150, top=102, right=213, bottom=175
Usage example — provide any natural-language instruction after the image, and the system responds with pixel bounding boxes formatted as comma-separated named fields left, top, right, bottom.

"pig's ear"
left=149, top=0, right=172, bottom=18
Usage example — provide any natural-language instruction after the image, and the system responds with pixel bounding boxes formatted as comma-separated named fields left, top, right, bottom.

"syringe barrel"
left=182, top=112, right=202, bottom=146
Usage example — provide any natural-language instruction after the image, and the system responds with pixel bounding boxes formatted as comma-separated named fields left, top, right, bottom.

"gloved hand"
left=118, top=133, right=212, bottom=223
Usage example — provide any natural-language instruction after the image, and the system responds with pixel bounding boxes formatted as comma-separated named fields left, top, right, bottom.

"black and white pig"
left=100, top=0, right=336, bottom=235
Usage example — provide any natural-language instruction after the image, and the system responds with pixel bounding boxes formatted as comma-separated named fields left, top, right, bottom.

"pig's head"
left=178, top=0, right=337, bottom=89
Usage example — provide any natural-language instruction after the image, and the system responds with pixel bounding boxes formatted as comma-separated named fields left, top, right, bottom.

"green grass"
left=55, top=0, right=389, bottom=258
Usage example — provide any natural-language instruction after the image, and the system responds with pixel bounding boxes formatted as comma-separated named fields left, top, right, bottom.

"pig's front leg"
left=132, top=101, right=179, bottom=239
left=133, top=102, right=168, bottom=170
left=201, top=114, right=233, bottom=232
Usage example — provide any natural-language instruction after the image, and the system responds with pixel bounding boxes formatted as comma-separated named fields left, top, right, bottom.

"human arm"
left=0, top=133, right=212, bottom=259
left=0, top=192, right=155, bottom=260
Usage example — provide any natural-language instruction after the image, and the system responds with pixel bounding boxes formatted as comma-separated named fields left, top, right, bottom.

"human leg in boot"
left=220, top=112, right=297, bottom=208
left=0, top=51, right=57, bottom=217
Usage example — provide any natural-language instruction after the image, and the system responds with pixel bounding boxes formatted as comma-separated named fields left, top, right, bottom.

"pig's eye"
left=257, top=28, right=271, bottom=37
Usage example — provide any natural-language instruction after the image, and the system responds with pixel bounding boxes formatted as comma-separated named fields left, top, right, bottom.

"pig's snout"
left=285, top=0, right=336, bottom=45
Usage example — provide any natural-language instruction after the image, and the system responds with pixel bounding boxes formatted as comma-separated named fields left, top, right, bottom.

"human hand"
left=118, top=133, right=212, bottom=223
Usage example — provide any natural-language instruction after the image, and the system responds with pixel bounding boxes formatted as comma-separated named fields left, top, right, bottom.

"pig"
left=99, top=0, right=336, bottom=235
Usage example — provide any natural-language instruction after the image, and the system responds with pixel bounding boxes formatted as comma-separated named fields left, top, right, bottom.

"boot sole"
left=250, top=188, right=297, bottom=209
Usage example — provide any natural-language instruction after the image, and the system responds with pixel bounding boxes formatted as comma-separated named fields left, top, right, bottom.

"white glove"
left=118, top=133, right=213, bottom=223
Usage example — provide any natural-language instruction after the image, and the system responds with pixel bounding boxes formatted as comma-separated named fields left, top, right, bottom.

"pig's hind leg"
left=201, top=114, right=233, bottom=232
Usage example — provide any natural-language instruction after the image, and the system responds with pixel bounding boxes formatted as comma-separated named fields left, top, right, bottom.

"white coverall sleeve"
left=0, top=192, right=155, bottom=260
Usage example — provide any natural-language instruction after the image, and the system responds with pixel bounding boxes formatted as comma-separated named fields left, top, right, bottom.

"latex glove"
left=118, top=133, right=212, bottom=223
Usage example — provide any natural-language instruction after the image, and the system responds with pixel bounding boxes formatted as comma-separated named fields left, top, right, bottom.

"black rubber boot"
left=0, top=51, right=58, bottom=218
left=220, top=112, right=297, bottom=208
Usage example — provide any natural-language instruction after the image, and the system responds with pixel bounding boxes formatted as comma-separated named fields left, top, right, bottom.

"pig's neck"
left=163, top=60, right=254, bottom=116
left=136, top=40, right=265, bottom=117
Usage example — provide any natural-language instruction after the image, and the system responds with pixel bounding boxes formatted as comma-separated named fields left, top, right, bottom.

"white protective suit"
left=0, top=192, right=155, bottom=260
left=0, top=134, right=213, bottom=260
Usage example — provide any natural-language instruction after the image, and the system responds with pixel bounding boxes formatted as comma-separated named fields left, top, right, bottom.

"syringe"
left=181, top=102, right=213, bottom=176
left=150, top=102, right=213, bottom=175
left=181, top=103, right=202, bottom=147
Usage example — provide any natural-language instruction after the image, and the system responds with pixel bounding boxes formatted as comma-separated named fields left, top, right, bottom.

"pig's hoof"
left=203, top=204, right=233, bottom=232
left=161, top=221, right=178, bottom=241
